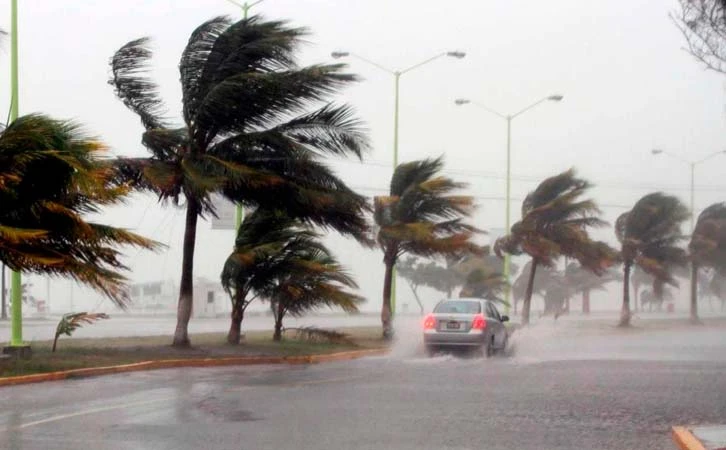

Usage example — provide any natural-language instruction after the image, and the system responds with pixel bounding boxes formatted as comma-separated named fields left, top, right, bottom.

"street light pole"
left=651, top=148, right=726, bottom=233
left=9, top=0, right=23, bottom=347
left=332, top=49, right=465, bottom=318
left=454, top=95, right=563, bottom=314
left=226, top=0, right=265, bottom=231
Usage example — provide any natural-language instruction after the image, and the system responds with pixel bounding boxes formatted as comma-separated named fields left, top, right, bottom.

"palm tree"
left=395, top=257, right=429, bottom=315
left=220, top=209, right=321, bottom=344
left=689, top=202, right=726, bottom=323
left=264, top=240, right=362, bottom=341
left=495, top=169, right=617, bottom=326
left=564, top=263, right=620, bottom=315
left=616, top=192, right=689, bottom=327
left=110, top=16, right=370, bottom=346
left=0, top=114, right=158, bottom=305
left=374, top=157, right=484, bottom=339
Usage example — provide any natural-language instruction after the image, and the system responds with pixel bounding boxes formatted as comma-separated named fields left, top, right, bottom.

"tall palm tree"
left=616, top=192, right=689, bottom=327
left=495, top=169, right=617, bottom=326
left=0, top=114, right=158, bottom=305
left=689, top=202, right=726, bottom=323
left=110, top=16, right=370, bottom=346
left=374, top=157, right=484, bottom=339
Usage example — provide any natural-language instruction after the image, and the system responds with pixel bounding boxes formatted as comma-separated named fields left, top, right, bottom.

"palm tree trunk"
left=619, top=262, right=632, bottom=327
left=690, top=262, right=701, bottom=324
left=582, top=289, right=590, bottom=315
left=381, top=260, right=395, bottom=340
left=633, top=283, right=640, bottom=313
left=273, top=302, right=285, bottom=341
left=227, top=290, right=246, bottom=344
left=522, top=259, right=538, bottom=326
left=173, top=199, right=199, bottom=347
left=407, top=282, right=424, bottom=315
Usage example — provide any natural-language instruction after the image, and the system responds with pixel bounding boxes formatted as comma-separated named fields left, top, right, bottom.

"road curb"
left=0, top=348, right=388, bottom=388
left=672, top=426, right=708, bottom=450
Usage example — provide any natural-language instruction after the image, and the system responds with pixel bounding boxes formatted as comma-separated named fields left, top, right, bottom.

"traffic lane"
left=3, top=356, right=726, bottom=450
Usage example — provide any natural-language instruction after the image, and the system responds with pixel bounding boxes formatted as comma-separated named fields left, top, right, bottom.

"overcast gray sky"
left=3, top=0, right=725, bottom=313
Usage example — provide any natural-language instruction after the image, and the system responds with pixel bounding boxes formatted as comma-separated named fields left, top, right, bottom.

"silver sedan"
left=422, top=298, right=509, bottom=357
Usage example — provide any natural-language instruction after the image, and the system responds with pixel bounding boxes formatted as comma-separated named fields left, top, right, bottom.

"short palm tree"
left=495, top=169, right=617, bottom=325
left=689, top=202, right=726, bottom=323
left=0, top=114, right=158, bottom=304
left=616, top=192, right=689, bottom=326
left=374, top=157, right=484, bottom=339
left=265, top=243, right=362, bottom=341
left=221, top=209, right=316, bottom=344
left=110, top=16, right=370, bottom=346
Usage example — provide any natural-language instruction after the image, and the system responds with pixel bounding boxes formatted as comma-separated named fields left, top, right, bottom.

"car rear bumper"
left=423, top=330, right=486, bottom=346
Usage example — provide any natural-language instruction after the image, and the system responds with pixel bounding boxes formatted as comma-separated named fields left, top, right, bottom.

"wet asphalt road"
left=2, top=323, right=726, bottom=450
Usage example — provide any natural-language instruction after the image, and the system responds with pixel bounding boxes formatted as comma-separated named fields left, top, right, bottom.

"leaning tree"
left=616, top=193, right=689, bottom=327
left=110, top=16, right=371, bottom=346
left=495, top=169, right=617, bottom=325
left=374, top=157, right=484, bottom=339
left=689, top=202, right=726, bottom=323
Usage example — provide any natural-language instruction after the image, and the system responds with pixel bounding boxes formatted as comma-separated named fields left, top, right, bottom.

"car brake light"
left=423, top=314, right=436, bottom=330
left=471, top=314, right=486, bottom=330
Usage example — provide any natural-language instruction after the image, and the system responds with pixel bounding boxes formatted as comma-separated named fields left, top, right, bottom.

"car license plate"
left=446, top=321, right=460, bottom=330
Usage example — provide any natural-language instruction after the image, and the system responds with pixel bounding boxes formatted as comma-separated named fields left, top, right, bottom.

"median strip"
left=0, top=348, right=388, bottom=387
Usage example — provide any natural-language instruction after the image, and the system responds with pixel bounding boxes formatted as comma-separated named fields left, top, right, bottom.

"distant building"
left=127, top=278, right=230, bottom=317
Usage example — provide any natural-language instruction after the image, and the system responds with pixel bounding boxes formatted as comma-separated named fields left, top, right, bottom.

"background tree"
left=495, top=169, right=617, bottom=325
left=395, top=257, right=430, bottom=315
left=673, top=0, right=726, bottom=74
left=374, top=157, right=484, bottom=339
left=0, top=114, right=158, bottom=305
left=110, top=16, right=370, bottom=346
left=564, top=262, right=620, bottom=315
left=616, top=192, right=689, bottom=327
left=459, top=262, right=507, bottom=302
left=689, top=202, right=726, bottom=323
left=511, top=260, right=556, bottom=314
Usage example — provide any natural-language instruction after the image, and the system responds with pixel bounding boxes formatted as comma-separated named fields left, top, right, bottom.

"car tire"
left=483, top=339, right=494, bottom=358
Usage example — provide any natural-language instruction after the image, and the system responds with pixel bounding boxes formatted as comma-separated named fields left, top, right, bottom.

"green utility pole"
left=454, top=94, right=563, bottom=316
left=330, top=50, right=464, bottom=319
left=503, top=116, right=512, bottom=315
left=390, top=73, right=400, bottom=317
left=228, top=0, right=264, bottom=230
left=9, top=0, right=24, bottom=348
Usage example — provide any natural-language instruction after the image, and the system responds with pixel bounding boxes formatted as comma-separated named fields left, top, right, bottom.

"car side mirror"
left=501, top=315, right=509, bottom=322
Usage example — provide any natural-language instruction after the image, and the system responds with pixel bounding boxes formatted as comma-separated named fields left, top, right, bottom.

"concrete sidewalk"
left=673, top=425, right=726, bottom=450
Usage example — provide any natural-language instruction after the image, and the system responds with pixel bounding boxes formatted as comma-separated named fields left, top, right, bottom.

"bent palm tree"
left=221, top=209, right=315, bottom=343
left=689, top=202, right=726, bottom=323
left=265, top=242, right=362, bottom=341
left=616, top=193, right=689, bottom=327
left=0, top=114, right=158, bottom=304
left=110, top=16, right=370, bottom=346
left=495, top=169, right=617, bottom=325
left=375, top=157, right=484, bottom=339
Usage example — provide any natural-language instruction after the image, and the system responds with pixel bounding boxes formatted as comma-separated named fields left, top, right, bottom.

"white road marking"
left=12, top=397, right=171, bottom=430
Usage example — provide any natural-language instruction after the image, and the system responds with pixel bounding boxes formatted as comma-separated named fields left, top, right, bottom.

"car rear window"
left=434, top=301, right=481, bottom=314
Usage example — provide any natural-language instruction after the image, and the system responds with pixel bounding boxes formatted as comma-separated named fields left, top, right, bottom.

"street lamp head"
left=446, top=51, right=466, bottom=59
left=548, top=94, right=564, bottom=101
left=330, top=51, right=350, bottom=59
left=651, top=149, right=663, bottom=155
left=454, top=98, right=470, bottom=106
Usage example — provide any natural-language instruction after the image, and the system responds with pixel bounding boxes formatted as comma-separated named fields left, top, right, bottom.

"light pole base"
left=3, top=344, right=32, bottom=360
